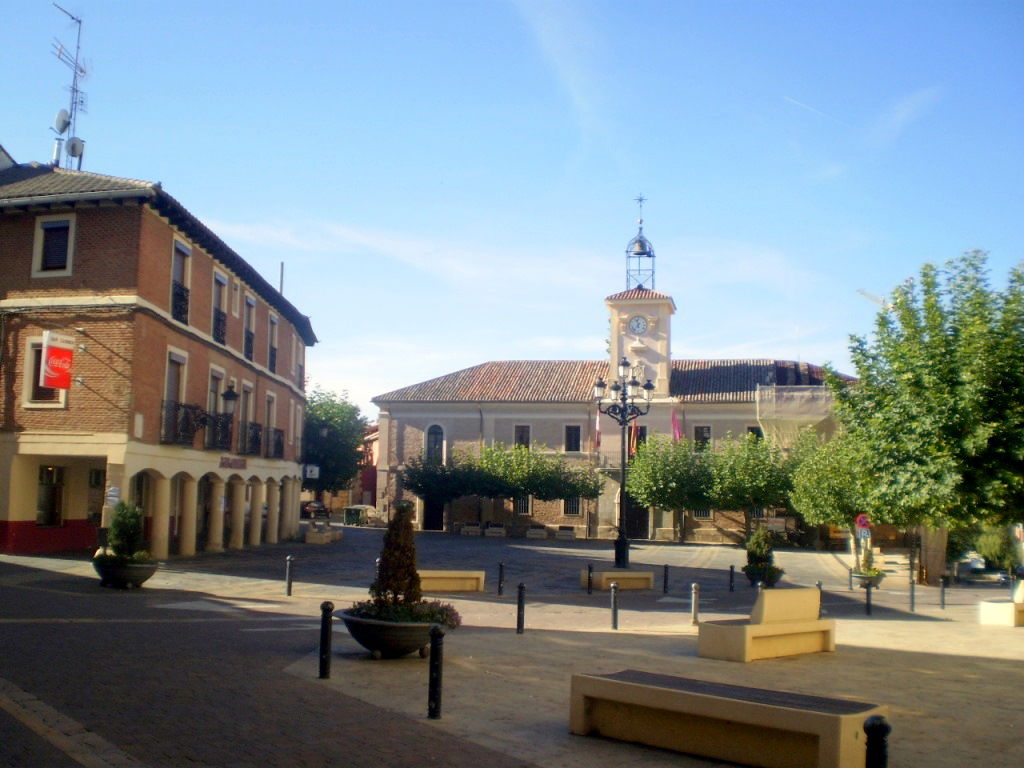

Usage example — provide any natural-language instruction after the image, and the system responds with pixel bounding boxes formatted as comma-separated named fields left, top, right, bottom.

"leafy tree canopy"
left=302, top=388, right=368, bottom=495
left=710, top=432, right=790, bottom=519
left=829, top=251, right=1024, bottom=527
left=626, top=436, right=713, bottom=512
left=789, top=429, right=876, bottom=527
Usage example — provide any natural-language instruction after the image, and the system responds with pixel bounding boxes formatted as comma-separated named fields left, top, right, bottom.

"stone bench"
left=459, top=524, right=482, bottom=536
left=526, top=526, right=549, bottom=539
left=698, top=587, right=835, bottom=662
left=979, top=582, right=1024, bottom=626
left=570, top=670, right=885, bottom=768
left=484, top=524, right=506, bottom=537
left=579, top=569, right=654, bottom=590
left=304, top=524, right=342, bottom=544
left=418, top=570, right=486, bottom=592
left=555, top=526, right=576, bottom=540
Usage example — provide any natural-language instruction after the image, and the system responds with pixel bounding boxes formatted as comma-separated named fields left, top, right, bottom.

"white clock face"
left=628, top=315, right=648, bottom=335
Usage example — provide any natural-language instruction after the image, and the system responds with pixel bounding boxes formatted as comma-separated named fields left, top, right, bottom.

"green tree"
left=302, top=388, right=368, bottom=496
left=710, top=433, right=790, bottom=535
left=626, top=436, right=713, bottom=517
left=789, top=430, right=875, bottom=528
left=401, top=455, right=478, bottom=509
left=829, top=252, right=1024, bottom=527
left=476, top=443, right=603, bottom=501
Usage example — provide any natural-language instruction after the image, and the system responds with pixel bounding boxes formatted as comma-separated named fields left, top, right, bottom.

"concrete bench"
left=459, top=524, right=482, bottom=536
left=579, top=569, right=654, bottom=590
left=526, top=526, right=549, bottom=539
left=570, top=669, right=885, bottom=768
left=484, top=524, right=507, bottom=538
left=418, top=570, right=486, bottom=592
left=698, top=587, right=835, bottom=662
left=304, top=524, right=342, bottom=544
left=979, top=582, right=1024, bottom=626
left=555, top=526, right=576, bottom=540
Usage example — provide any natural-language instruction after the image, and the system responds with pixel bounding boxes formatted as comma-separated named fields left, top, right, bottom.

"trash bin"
left=344, top=507, right=361, bottom=525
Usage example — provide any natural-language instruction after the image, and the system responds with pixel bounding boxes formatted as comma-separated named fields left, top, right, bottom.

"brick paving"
left=2, top=526, right=1023, bottom=767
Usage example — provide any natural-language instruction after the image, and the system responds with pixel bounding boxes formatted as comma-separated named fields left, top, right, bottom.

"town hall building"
left=373, top=212, right=838, bottom=544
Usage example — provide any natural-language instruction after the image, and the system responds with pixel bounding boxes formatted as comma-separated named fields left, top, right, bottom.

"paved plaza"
left=2, top=525, right=1022, bottom=767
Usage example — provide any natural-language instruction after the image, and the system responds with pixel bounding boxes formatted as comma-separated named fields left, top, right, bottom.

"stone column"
left=229, top=479, right=246, bottom=550
left=289, top=476, right=301, bottom=538
left=265, top=479, right=281, bottom=544
left=150, top=475, right=171, bottom=559
left=178, top=476, right=199, bottom=557
left=207, top=477, right=226, bottom=553
left=249, top=479, right=265, bottom=547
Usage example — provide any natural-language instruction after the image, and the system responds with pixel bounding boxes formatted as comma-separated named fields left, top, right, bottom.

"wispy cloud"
left=867, top=86, right=943, bottom=148
left=783, top=95, right=846, bottom=125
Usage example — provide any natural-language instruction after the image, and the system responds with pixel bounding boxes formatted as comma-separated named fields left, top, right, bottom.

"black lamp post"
left=594, top=357, right=654, bottom=568
left=221, top=383, right=239, bottom=417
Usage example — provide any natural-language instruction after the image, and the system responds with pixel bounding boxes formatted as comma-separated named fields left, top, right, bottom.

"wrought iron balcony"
left=265, top=427, right=285, bottom=459
left=172, top=281, right=190, bottom=325
left=239, top=421, right=263, bottom=456
left=204, top=412, right=233, bottom=451
left=244, top=329, right=255, bottom=361
left=212, top=307, right=227, bottom=344
left=160, top=400, right=203, bottom=445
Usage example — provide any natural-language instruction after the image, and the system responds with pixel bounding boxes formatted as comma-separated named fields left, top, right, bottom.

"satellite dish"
left=66, top=137, right=85, bottom=158
left=54, top=109, right=71, bottom=135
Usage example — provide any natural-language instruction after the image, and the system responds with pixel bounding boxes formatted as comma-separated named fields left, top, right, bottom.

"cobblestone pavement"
left=2, top=526, right=1022, bottom=767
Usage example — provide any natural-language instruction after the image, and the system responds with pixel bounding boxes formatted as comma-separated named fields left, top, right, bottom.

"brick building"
left=374, top=219, right=838, bottom=544
left=0, top=148, right=316, bottom=555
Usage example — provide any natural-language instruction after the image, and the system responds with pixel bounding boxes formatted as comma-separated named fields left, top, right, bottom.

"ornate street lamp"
left=594, top=357, right=654, bottom=568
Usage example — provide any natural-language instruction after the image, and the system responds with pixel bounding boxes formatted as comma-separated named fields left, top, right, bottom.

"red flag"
left=671, top=408, right=682, bottom=442
left=629, top=422, right=639, bottom=457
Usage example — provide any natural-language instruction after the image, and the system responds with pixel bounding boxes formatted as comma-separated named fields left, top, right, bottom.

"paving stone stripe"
left=0, top=677, right=147, bottom=768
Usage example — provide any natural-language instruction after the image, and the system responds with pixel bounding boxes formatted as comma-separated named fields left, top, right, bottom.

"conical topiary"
left=369, top=500, right=422, bottom=606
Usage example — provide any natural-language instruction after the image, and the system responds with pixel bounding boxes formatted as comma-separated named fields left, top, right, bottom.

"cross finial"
left=634, top=194, right=646, bottom=227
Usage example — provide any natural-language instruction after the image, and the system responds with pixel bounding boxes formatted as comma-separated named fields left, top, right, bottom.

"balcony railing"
left=244, top=329, right=255, bottom=361
left=204, top=412, right=233, bottom=451
left=268, top=345, right=277, bottom=374
left=212, top=307, right=227, bottom=344
left=161, top=401, right=203, bottom=445
left=172, top=281, right=190, bottom=324
left=265, top=427, right=285, bottom=459
left=239, top=421, right=263, bottom=456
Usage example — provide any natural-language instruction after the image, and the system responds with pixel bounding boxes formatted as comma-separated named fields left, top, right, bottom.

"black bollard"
left=610, top=582, right=619, bottom=630
left=428, top=625, right=445, bottom=720
left=318, top=601, right=334, bottom=679
left=516, top=583, right=525, bottom=634
left=848, top=567, right=854, bottom=591
left=909, top=574, right=916, bottom=613
left=865, top=582, right=872, bottom=616
left=864, top=714, right=891, bottom=768
left=587, top=563, right=593, bottom=595
left=663, top=564, right=669, bottom=595
left=498, top=561, right=505, bottom=596
left=285, top=555, right=294, bottom=596
left=940, top=575, right=947, bottom=609
left=729, top=564, right=735, bottom=592
left=816, top=580, right=823, bottom=618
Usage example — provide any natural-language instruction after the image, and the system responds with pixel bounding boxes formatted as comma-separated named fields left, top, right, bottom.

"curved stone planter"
left=93, top=560, right=159, bottom=589
left=852, top=571, right=886, bottom=589
left=338, top=611, right=433, bottom=660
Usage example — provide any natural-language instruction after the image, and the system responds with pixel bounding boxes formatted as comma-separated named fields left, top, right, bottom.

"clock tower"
left=606, top=200, right=675, bottom=397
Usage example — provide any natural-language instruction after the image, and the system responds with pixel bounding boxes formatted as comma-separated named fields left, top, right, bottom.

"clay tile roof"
left=373, top=361, right=610, bottom=404
left=374, top=358, right=840, bottom=405
left=604, top=287, right=674, bottom=302
left=0, top=162, right=154, bottom=200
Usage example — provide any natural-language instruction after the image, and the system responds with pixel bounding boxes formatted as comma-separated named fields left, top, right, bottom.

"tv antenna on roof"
left=50, top=3, right=87, bottom=169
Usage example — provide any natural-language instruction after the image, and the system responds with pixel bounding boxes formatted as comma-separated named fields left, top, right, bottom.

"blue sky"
left=4, top=1, right=1022, bottom=418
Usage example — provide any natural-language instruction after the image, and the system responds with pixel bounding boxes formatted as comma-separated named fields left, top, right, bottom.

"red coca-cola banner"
left=40, top=331, right=75, bottom=389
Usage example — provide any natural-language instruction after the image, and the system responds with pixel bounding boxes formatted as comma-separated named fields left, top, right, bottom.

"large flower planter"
left=338, top=611, right=433, bottom=660
left=852, top=571, right=886, bottom=589
left=93, top=560, right=158, bottom=589
left=742, top=565, right=784, bottom=588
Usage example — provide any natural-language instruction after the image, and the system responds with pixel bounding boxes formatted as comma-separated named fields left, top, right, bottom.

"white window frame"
left=164, top=348, right=189, bottom=403
left=22, top=337, right=68, bottom=409
left=31, top=213, right=76, bottom=278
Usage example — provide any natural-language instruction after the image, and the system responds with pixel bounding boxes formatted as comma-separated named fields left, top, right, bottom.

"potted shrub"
left=93, top=501, right=158, bottom=589
left=339, top=500, right=461, bottom=659
left=851, top=545, right=885, bottom=588
left=741, top=525, right=784, bottom=587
